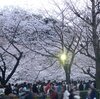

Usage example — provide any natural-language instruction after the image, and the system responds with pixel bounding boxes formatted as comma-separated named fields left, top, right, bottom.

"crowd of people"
left=0, top=80, right=96, bottom=99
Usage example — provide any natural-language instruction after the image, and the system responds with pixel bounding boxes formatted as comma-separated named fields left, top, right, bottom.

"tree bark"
left=91, top=0, right=100, bottom=90
left=5, top=52, right=23, bottom=84
left=96, top=59, right=100, bottom=89
left=1, top=72, right=6, bottom=86
left=64, top=64, right=70, bottom=84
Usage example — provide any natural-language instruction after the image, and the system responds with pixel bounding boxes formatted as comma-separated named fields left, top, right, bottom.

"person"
left=79, top=81, right=84, bottom=91
left=57, top=82, right=63, bottom=99
left=63, top=86, right=70, bottom=99
left=39, top=83, right=46, bottom=99
left=90, top=87, right=96, bottom=99
left=86, top=87, right=96, bottom=99
left=69, top=89, right=74, bottom=99
left=49, top=89, right=58, bottom=99
left=85, top=81, right=91, bottom=90
left=32, top=83, right=38, bottom=94
left=87, top=87, right=96, bottom=99
left=5, top=83, right=12, bottom=95
left=45, top=80, right=51, bottom=94
left=25, top=91, right=34, bottom=99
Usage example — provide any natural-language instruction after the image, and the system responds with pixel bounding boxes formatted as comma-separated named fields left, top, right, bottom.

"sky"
left=0, top=0, right=86, bottom=15
left=0, top=0, right=59, bottom=10
left=0, top=0, right=66, bottom=17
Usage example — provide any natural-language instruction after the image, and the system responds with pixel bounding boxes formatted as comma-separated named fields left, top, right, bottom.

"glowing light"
left=58, top=48, right=67, bottom=65
left=58, top=48, right=72, bottom=65
left=60, top=52, right=67, bottom=63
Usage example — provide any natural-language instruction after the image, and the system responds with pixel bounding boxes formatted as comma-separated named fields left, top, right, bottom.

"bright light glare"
left=59, top=51, right=67, bottom=65
left=60, top=53, right=67, bottom=62
left=58, top=48, right=72, bottom=65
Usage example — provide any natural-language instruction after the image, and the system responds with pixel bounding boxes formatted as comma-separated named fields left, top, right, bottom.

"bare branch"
left=0, top=46, right=18, bottom=59
left=75, top=63, right=95, bottom=79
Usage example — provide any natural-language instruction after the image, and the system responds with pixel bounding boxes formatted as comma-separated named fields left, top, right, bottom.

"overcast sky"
left=0, top=0, right=62, bottom=10
left=0, top=0, right=86, bottom=16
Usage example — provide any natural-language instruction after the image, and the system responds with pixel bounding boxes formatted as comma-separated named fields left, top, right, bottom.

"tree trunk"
left=64, top=64, right=70, bottom=84
left=91, top=0, right=100, bottom=90
left=96, top=59, right=100, bottom=90
left=65, top=71, right=70, bottom=84
left=1, top=71, right=6, bottom=87
left=5, top=53, right=22, bottom=84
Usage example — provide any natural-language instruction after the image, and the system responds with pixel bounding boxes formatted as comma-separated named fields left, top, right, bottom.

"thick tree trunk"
left=96, top=59, right=100, bottom=90
left=91, top=0, right=100, bottom=90
left=64, top=64, right=70, bottom=84
left=65, top=71, right=70, bottom=84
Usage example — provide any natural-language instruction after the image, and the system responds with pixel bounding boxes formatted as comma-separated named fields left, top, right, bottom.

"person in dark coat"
left=87, top=87, right=96, bottom=99
left=5, top=83, right=12, bottom=95
left=79, top=81, right=84, bottom=91
left=69, top=89, right=74, bottom=99
left=32, top=84, right=38, bottom=94
left=25, top=91, right=34, bottom=99
left=90, top=88, right=96, bottom=99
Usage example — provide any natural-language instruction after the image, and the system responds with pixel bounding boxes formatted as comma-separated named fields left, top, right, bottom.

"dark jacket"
left=25, top=91, right=34, bottom=99
left=5, top=85, right=12, bottom=95
left=32, top=84, right=38, bottom=93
